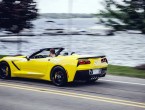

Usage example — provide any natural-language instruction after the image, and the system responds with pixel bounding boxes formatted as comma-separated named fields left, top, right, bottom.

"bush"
left=135, top=64, right=145, bottom=70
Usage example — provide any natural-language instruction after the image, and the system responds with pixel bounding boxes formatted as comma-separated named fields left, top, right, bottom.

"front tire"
left=51, top=66, right=67, bottom=86
left=0, top=61, right=11, bottom=79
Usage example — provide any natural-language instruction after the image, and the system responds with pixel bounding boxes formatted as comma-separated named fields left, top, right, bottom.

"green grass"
left=108, top=65, right=145, bottom=79
left=0, top=55, right=145, bottom=79
left=0, top=55, right=7, bottom=58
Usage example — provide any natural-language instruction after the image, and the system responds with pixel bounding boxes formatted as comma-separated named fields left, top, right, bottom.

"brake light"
left=101, top=58, right=108, bottom=63
left=78, top=59, right=91, bottom=65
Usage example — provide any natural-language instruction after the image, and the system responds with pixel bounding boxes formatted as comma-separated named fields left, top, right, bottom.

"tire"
left=51, top=66, right=67, bottom=86
left=0, top=61, right=11, bottom=79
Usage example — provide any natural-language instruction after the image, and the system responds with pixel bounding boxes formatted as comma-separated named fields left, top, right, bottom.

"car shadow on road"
left=3, top=77, right=107, bottom=88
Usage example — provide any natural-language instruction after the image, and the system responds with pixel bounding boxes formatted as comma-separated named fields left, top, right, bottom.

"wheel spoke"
left=6, top=67, right=9, bottom=73
left=1, top=68, right=6, bottom=73
left=54, top=71, right=64, bottom=84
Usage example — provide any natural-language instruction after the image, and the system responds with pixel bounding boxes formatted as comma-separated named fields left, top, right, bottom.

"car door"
left=15, top=58, right=49, bottom=78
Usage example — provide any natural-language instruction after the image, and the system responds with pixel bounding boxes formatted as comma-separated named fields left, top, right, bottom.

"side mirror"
left=25, top=56, right=30, bottom=61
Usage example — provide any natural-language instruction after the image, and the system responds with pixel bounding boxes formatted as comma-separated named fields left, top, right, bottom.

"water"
left=0, top=18, right=145, bottom=67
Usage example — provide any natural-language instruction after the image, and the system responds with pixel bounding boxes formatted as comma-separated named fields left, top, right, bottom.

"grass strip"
left=0, top=55, right=7, bottom=58
left=108, top=65, right=145, bottom=79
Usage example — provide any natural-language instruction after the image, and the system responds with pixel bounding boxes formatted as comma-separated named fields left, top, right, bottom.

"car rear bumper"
left=74, top=68, right=107, bottom=81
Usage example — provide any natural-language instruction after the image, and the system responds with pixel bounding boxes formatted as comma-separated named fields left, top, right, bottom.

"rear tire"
left=51, top=66, right=67, bottom=86
left=0, top=61, right=11, bottom=79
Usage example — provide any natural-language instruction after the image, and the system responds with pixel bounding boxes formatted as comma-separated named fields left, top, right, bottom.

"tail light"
left=78, top=59, right=91, bottom=65
left=101, top=58, right=108, bottom=63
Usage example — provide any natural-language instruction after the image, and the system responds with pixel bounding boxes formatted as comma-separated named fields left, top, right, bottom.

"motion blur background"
left=0, top=0, right=145, bottom=67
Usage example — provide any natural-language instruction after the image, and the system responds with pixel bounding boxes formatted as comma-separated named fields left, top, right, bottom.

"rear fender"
left=50, top=58, right=78, bottom=82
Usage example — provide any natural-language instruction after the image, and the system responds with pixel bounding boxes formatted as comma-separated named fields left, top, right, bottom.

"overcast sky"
left=36, top=0, right=104, bottom=14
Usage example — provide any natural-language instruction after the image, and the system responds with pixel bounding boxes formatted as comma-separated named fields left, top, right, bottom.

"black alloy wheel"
left=51, top=66, right=67, bottom=86
left=0, top=62, right=11, bottom=79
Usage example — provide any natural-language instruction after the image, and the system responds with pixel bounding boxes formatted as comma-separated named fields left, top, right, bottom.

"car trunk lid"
left=77, top=55, right=108, bottom=70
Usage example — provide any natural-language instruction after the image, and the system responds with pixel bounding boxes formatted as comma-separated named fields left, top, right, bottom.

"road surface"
left=0, top=75, right=145, bottom=110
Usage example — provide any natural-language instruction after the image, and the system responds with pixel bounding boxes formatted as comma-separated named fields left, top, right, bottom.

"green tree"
left=0, top=0, right=38, bottom=53
left=0, top=0, right=38, bottom=33
left=100, top=0, right=145, bottom=34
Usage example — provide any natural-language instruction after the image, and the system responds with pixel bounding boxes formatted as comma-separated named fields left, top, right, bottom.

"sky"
left=36, top=0, right=104, bottom=14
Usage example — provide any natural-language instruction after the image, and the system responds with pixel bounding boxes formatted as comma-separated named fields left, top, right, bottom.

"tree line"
left=100, top=0, right=145, bottom=34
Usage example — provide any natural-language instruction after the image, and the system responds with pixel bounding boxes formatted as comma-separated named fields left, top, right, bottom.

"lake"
left=0, top=18, right=145, bottom=67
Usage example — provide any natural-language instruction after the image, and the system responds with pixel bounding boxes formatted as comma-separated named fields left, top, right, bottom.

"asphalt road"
left=0, top=75, right=145, bottom=110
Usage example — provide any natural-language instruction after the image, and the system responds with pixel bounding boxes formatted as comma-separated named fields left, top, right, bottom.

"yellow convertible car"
left=0, top=48, right=108, bottom=86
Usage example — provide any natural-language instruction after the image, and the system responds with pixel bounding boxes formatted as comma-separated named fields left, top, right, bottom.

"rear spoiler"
left=78, top=55, right=106, bottom=59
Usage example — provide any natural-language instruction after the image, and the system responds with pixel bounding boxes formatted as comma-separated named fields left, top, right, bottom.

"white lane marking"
left=100, top=79, right=145, bottom=86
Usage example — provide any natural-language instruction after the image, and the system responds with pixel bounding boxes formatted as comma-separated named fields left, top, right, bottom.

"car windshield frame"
left=28, top=48, right=64, bottom=59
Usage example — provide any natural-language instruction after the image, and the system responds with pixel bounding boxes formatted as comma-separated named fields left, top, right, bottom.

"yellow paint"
left=0, top=55, right=108, bottom=82
left=0, top=82, right=145, bottom=109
